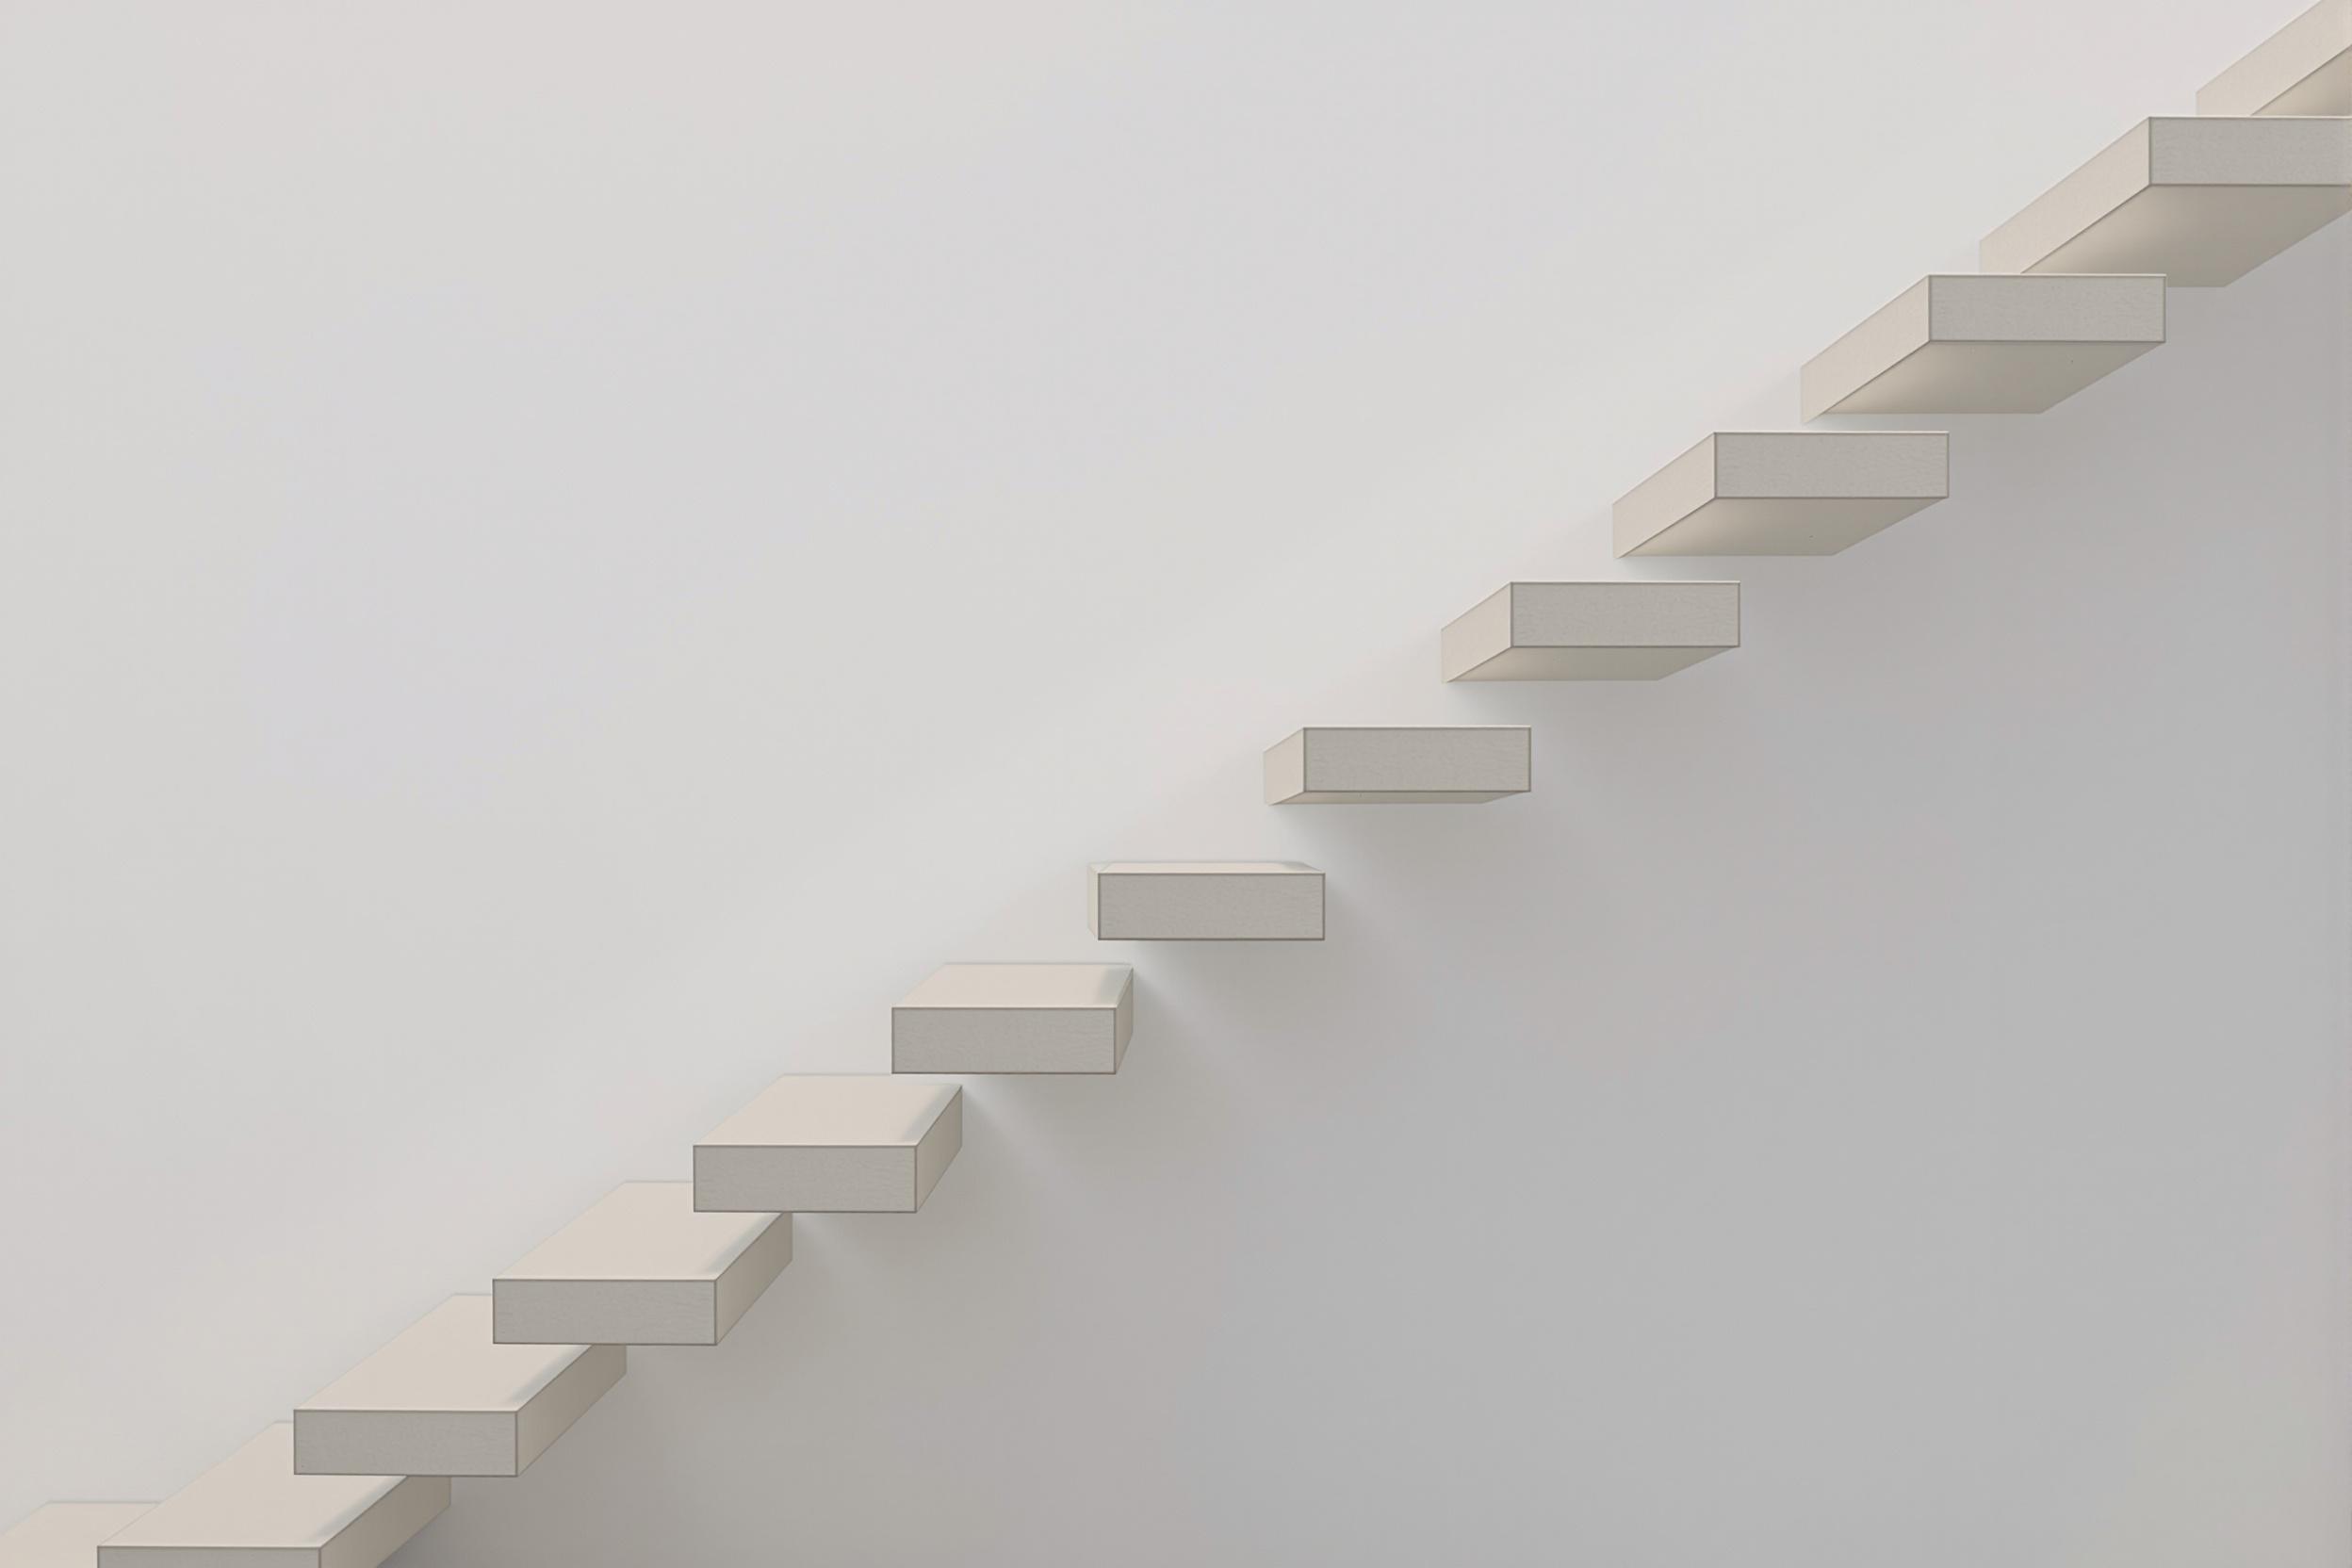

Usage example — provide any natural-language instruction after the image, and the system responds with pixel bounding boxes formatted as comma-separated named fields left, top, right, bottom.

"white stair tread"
left=1614, top=432, right=1948, bottom=557
left=294, top=1296, right=624, bottom=1478
left=1264, top=726, right=1531, bottom=804
left=1441, top=581, right=1739, bottom=681
left=1982, top=116, right=2352, bottom=286
left=2, top=1505, right=151, bottom=1568
left=494, top=1183, right=792, bottom=1347
left=892, top=963, right=1135, bottom=1074
left=2200, top=0, right=2352, bottom=117
left=695, top=1075, right=963, bottom=1214
left=1801, top=273, right=2164, bottom=419
left=96, top=1426, right=446, bottom=1568
left=1089, top=862, right=1325, bottom=941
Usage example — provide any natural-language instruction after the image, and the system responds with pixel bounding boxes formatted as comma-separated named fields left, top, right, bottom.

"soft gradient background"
left=3, top=3, right=2345, bottom=1562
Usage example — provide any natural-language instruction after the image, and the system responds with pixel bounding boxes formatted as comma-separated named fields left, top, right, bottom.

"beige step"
left=1982, top=116, right=2352, bottom=285
left=494, top=1182, right=792, bottom=1347
left=1263, top=727, right=1531, bottom=804
left=1441, top=581, right=1739, bottom=681
left=2200, top=0, right=2352, bottom=117
left=2, top=1505, right=151, bottom=1568
left=892, top=963, right=1135, bottom=1074
left=96, top=1426, right=446, bottom=1568
left=1089, top=862, right=1325, bottom=940
left=1614, top=432, right=1948, bottom=556
left=1801, top=274, right=2164, bottom=418
left=294, top=1296, right=623, bottom=1478
left=695, top=1075, right=962, bottom=1214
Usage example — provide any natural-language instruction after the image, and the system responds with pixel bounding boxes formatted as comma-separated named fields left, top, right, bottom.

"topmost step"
left=2201, top=0, right=2352, bottom=117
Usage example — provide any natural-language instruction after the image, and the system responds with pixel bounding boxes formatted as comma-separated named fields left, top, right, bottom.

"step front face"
left=892, top=963, right=1135, bottom=1074
left=2199, top=0, right=2352, bottom=117
left=695, top=1075, right=962, bottom=1213
left=1264, top=726, right=1531, bottom=803
left=1802, top=273, right=2164, bottom=418
left=1982, top=116, right=2352, bottom=285
left=96, top=1425, right=448, bottom=1568
left=1442, top=581, right=1740, bottom=681
left=494, top=1183, right=792, bottom=1347
left=1089, top=862, right=1325, bottom=940
left=294, top=1296, right=624, bottom=1478
left=1614, top=433, right=1949, bottom=556
left=3, top=1504, right=152, bottom=1568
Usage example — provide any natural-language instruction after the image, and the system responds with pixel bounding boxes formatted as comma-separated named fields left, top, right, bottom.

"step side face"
left=493, top=1183, right=792, bottom=1346
left=1266, top=727, right=1531, bottom=803
left=2198, top=0, right=2352, bottom=116
left=1443, top=582, right=1740, bottom=681
left=293, top=1297, right=620, bottom=1478
left=892, top=964, right=1135, bottom=1074
left=694, top=1076, right=962, bottom=1212
left=94, top=1426, right=448, bottom=1568
left=2, top=1504, right=153, bottom=1568
left=1802, top=274, right=2164, bottom=417
left=1616, top=433, right=1948, bottom=556
left=1089, top=863, right=1325, bottom=940
left=1982, top=117, right=2352, bottom=285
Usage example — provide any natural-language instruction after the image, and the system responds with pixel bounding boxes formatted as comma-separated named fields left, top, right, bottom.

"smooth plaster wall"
left=2, top=3, right=2345, bottom=1563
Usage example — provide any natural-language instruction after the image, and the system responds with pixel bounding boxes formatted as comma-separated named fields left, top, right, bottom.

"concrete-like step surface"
left=494, top=1183, right=792, bottom=1347
left=2, top=1505, right=151, bottom=1568
left=1442, top=581, right=1739, bottom=681
left=695, top=1075, right=962, bottom=1214
left=1983, top=116, right=2352, bottom=285
left=2201, top=0, right=2352, bottom=117
left=1090, top=862, right=1325, bottom=940
left=1802, top=273, right=2164, bottom=418
left=893, top=963, right=1135, bottom=1074
left=294, top=1296, right=623, bottom=1478
left=1264, top=726, right=1531, bottom=803
left=96, top=1426, right=446, bottom=1568
left=1614, top=432, right=1948, bottom=556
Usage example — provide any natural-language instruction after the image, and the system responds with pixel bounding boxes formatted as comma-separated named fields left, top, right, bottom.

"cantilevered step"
left=1442, top=581, right=1739, bottom=681
left=2, top=1504, right=150, bottom=1568
left=294, top=1296, right=623, bottom=1478
left=892, top=963, right=1135, bottom=1074
left=2200, top=0, right=2352, bottom=117
left=1090, top=862, right=1325, bottom=940
left=1802, top=274, right=2164, bottom=419
left=695, top=1075, right=962, bottom=1214
left=1264, top=726, right=1531, bottom=804
left=1982, top=116, right=2352, bottom=285
left=494, top=1183, right=792, bottom=1347
left=1614, top=432, right=1948, bottom=556
left=96, top=1426, right=445, bottom=1568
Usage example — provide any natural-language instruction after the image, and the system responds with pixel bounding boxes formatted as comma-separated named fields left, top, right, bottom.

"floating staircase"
left=13, top=2, right=2351, bottom=1561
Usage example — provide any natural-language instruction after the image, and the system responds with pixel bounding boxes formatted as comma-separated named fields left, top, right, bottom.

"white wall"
left=3, top=3, right=2344, bottom=1562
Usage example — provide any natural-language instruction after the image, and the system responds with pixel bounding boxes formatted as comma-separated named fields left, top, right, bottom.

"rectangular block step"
left=96, top=1426, right=446, bottom=1568
left=1614, top=432, right=1948, bottom=556
left=2200, top=0, right=2352, bottom=117
left=294, top=1296, right=624, bottom=1478
left=494, top=1183, right=792, bottom=1347
left=1801, top=273, right=2164, bottom=418
left=892, top=963, right=1135, bottom=1074
left=1982, top=116, right=2352, bottom=285
left=695, top=1075, right=962, bottom=1213
left=1264, top=726, right=1531, bottom=804
left=1441, top=581, right=1739, bottom=681
left=3, top=1505, right=151, bottom=1568
left=1089, top=862, right=1325, bottom=940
